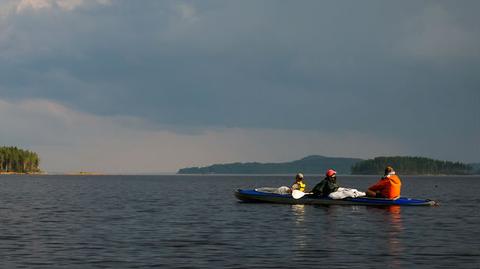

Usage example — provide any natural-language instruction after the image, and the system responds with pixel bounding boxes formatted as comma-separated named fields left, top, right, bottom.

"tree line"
left=178, top=155, right=362, bottom=174
left=0, top=146, right=40, bottom=173
left=351, top=156, right=472, bottom=175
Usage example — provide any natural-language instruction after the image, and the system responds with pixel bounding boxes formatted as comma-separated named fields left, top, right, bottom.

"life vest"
left=293, top=181, right=306, bottom=192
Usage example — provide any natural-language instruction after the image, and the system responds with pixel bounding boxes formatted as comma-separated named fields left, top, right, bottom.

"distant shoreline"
left=178, top=155, right=478, bottom=175
left=0, top=172, right=103, bottom=176
left=0, top=172, right=44, bottom=175
left=1, top=173, right=479, bottom=177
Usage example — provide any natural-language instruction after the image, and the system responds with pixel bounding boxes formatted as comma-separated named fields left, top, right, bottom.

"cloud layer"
left=0, top=1, right=478, bottom=171
left=0, top=98, right=418, bottom=173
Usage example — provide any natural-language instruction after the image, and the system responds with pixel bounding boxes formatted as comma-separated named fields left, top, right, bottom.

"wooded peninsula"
left=178, top=155, right=362, bottom=175
left=351, top=156, right=473, bottom=175
left=0, top=146, right=41, bottom=174
left=178, top=155, right=478, bottom=175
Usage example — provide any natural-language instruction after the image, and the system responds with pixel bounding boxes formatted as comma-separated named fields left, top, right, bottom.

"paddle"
left=292, top=190, right=312, bottom=199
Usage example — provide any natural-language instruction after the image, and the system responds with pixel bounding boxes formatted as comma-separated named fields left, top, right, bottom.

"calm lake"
left=0, top=175, right=478, bottom=268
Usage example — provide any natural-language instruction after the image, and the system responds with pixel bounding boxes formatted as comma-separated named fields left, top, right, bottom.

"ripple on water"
left=0, top=175, right=478, bottom=268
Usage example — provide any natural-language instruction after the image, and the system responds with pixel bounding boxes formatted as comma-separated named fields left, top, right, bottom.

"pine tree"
left=0, top=146, right=41, bottom=173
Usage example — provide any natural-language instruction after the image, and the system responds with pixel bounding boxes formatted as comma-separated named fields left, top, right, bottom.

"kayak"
left=235, top=189, right=438, bottom=206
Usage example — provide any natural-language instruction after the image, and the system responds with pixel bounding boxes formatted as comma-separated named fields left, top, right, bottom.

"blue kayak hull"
left=235, top=189, right=437, bottom=206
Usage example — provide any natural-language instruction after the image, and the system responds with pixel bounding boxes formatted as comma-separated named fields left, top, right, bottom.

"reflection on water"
left=0, top=175, right=477, bottom=268
left=386, top=206, right=404, bottom=269
left=291, top=204, right=307, bottom=249
left=290, top=204, right=406, bottom=264
left=291, top=204, right=305, bottom=223
left=320, top=205, right=341, bottom=253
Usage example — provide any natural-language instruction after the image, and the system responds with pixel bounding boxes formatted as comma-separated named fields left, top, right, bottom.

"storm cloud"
left=0, top=0, right=478, bottom=171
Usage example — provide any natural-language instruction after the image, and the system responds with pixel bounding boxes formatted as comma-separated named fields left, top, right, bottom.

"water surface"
left=0, top=175, right=478, bottom=268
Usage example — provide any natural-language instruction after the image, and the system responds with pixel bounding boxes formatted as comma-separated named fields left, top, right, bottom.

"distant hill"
left=351, top=156, right=473, bottom=175
left=177, top=155, right=363, bottom=175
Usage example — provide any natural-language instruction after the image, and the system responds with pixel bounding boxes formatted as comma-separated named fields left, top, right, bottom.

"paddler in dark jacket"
left=311, top=169, right=339, bottom=197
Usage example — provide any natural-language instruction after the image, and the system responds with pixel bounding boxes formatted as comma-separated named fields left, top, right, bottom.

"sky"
left=0, top=0, right=479, bottom=173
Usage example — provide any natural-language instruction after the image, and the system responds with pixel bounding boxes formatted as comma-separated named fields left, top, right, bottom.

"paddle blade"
left=292, top=190, right=306, bottom=199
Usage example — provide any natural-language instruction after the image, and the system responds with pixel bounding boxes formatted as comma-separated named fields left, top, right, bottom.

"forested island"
left=351, top=156, right=473, bottom=175
left=178, top=155, right=478, bottom=175
left=0, top=146, right=41, bottom=174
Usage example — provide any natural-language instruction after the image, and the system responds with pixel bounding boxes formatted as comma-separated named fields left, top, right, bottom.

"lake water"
left=0, top=175, right=479, bottom=268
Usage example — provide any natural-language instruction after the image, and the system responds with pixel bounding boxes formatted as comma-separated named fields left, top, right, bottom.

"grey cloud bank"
left=0, top=0, right=478, bottom=171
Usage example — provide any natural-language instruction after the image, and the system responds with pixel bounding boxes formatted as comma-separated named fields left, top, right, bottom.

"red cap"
left=326, top=169, right=337, bottom=177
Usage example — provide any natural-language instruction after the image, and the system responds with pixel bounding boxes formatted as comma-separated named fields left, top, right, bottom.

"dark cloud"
left=0, top=0, right=479, bottom=161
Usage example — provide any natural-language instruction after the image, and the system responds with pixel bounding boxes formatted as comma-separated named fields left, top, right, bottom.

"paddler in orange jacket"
left=366, top=166, right=402, bottom=199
